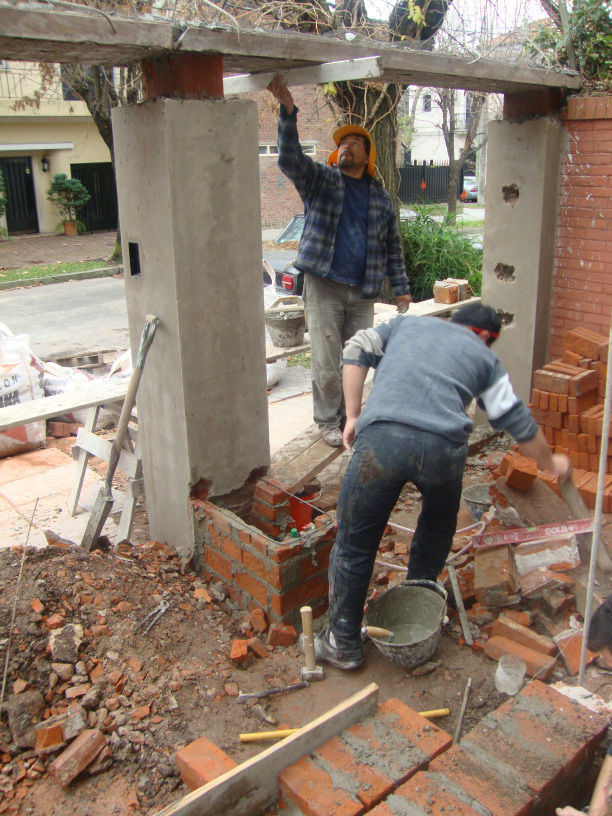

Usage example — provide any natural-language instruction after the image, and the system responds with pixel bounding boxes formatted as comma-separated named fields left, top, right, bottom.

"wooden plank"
left=152, top=683, right=379, bottom=816
left=0, top=382, right=129, bottom=431
left=73, top=429, right=141, bottom=479
left=265, top=341, right=310, bottom=363
left=224, top=56, right=382, bottom=94
left=406, top=295, right=482, bottom=318
left=273, top=436, right=345, bottom=495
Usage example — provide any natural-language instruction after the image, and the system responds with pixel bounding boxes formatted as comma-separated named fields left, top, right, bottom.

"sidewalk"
left=0, top=230, right=118, bottom=271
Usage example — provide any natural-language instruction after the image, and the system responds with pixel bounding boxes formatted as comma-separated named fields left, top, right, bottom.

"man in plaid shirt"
left=268, top=74, right=412, bottom=447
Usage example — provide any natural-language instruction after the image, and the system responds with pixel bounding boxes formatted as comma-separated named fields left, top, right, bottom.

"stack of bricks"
left=192, top=479, right=335, bottom=627
left=529, top=327, right=612, bottom=509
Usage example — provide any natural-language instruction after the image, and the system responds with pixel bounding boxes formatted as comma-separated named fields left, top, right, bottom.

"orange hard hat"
left=328, top=124, right=376, bottom=176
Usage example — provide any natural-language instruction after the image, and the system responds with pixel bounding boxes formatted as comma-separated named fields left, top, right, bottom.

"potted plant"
left=46, top=173, right=91, bottom=236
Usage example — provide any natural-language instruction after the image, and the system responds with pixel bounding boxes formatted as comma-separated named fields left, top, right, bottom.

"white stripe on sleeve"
left=480, top=373, right=518, bottom=421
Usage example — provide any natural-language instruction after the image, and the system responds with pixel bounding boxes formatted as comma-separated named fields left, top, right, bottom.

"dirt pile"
left=0, top=541, right=303, bottom=815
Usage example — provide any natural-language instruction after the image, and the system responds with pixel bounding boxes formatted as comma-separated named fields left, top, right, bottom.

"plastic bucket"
left=289, top=492, right=317, bottom=531
left=364, top=580, right=447, bottom=669
left=462, top=483, right=493, bottom=522
left=265, top=296, right=306, bottom=348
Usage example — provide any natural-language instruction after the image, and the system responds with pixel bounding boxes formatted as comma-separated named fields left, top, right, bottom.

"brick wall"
left=550, top=96, right=612, bottom=359
left=192, top=478, right=336, bottom=626
left=255, top=85, right=337, bottom=228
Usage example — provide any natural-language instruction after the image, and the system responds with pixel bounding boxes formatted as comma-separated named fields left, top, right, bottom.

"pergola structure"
left=0, top=1, right=581, bottom=561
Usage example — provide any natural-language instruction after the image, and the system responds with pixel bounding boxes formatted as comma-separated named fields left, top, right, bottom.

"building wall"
left=254, top=84, right=338, bottom=229
left=550, top=97, right=612, bottom=359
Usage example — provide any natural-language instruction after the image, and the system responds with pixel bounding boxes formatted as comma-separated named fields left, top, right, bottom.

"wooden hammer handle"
left=300, top=605, right=316, bottom=670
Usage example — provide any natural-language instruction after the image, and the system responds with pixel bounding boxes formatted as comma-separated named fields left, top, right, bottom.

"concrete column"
left=481, top=117, right=563, bottom=402
left=111, top=98, right=269, bottom=561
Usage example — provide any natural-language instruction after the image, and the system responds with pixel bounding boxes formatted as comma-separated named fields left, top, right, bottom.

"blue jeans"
left=328, top=421, right=467, bottom=658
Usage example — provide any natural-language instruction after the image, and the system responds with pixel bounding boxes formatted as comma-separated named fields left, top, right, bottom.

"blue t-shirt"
left=329, top=175, right=370, bottom=286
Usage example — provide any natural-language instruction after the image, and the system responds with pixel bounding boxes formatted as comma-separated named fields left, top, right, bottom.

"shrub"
left=400, top=206, right=483, bottom=302
left=46, top=173, right=91, bottom=223
left=0, top=169, right=6, bottom=220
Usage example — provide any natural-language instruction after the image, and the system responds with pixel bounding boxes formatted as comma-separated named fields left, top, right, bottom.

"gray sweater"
left=343, top=315, right=538, bottom=445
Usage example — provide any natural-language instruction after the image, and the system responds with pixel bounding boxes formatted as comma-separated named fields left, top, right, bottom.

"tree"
left=437, top=87, right=486, bottom=215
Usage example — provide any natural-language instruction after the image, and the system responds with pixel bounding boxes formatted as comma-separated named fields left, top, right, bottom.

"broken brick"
left=554, top=630, right=597, bottom=675
left=247, top=637, right=270, bottom=658
left=249, top=607, right=268, bottom=633
left=230, top=639, right=249, bottom=662
left=484, top=635, right=557, bottom=679
left=504, top=453, right=538, bottom=492
left=514, top=535, right=580, bottom=576
left=175, top=736, right=237, bottom=790
left=30, top=599, right=44, bottom=614
left=491, top=614, right=556, bottom=656
left=49, top=729, right=108, bottom=787
left=267, top=623, right=297, bottom=647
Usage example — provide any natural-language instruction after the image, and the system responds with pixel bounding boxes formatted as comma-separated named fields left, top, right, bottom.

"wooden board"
left=272, top=426, right=345, bottom=495
left=152, top=683, right=379, bottom=816
left=406, top=295, right=482, bottom=318
left=0, top=381, right=129, bottom=432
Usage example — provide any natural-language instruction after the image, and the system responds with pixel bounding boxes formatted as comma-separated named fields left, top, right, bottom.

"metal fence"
left=399, top=161, right=466, bottom=204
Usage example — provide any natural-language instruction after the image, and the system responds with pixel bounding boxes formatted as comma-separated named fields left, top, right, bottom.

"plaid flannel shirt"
left=277, top=106, right=411, bottom=299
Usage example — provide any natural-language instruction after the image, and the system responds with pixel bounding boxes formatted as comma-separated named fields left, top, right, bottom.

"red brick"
left=217, top=533, right=243, bottom=564
left=205, top=548, right=234, bottom=582
left=249, top=607, right=267, bottom=633
left=503, top=609, right=533, bottom=627
left=473, top=545, right=518, bottom=606
left=279, top=699, right=452, bottom=816
left=484, top=635, right=556, bottom=679
left=236, top=569, right=269, bottom=606
left=514, top=535, right=581, bottom=574
left=549, top=393, right=559, bottom=412
left=30, top=599, right=44, bottom=614
left=230, top=639, right=249, bottom=662
left=247, top=636, right=270, bottom=658
left=369, top=771, right=484, bottom=816
left=269, top=542, right=304, bottom=563
left=35, top=722, right=65, bottom=755
left=251, top=518, right=284, bottom=539
left=568, top=391, right=597, bottom=414
left=553, top=630, right=597, bottom=675
left=175, top=736, right=237, bottom=791
left=569, top=368, right=598, bottom=396
left=252, top=498, right=284, bottom=522
left=45, top=613, right=65, bottom=629
left=253, top=478, right=289, bottom=506
left=504, top=454, right=538, bottom=491
left=491, top=614, right=556, bottom=656
left=530, top=406, right=563, bottom=429
left=267, top=623, right=297, bottom=646
left=429, top=743, right=534, bottom=816
left=269, top=574, right=328, bottom=617
left=49, top=729, right=108, bottom=787
left=532, top=369, right=571, bottom=394
left=243, top=550, right=281, bottom=587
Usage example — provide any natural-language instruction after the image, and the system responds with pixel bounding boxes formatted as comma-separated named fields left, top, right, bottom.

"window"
left=422, top=94, right=432, bottom=112
left=259, top=143, right=315, bottom=156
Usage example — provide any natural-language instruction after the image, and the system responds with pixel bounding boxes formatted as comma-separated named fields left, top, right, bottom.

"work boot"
left=299, top=628, right=363, bottom=671
left=322, top=428, right=343, bottom=448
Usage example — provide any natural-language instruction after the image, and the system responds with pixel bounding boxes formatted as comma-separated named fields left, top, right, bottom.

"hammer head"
left=301, top=665, right=325, bottom=681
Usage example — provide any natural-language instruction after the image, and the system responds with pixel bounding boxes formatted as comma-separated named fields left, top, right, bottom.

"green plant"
left=46, top=173, right=91, bottom=223
left=400, top=206, right=483, bottom=302
left=529, top=0, right=612, bottom=87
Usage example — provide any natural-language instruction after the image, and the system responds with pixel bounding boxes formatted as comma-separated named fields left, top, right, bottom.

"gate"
left=70, top=162, right=118, bottom=231
left=0, top=156, right=38, bottom=232
left=399, top=162, right=466, bottom=204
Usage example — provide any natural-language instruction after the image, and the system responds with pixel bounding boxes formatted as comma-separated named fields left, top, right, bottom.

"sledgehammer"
left=300, top=606, right=324, bottom=681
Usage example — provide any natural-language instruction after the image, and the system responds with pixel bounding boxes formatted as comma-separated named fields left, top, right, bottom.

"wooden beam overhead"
left=0, top=2, right=581, bottom=94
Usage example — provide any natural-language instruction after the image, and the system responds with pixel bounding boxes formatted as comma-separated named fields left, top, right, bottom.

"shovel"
left=559, top=475, right=612, bottom=573
left=81, top=314, right=160, bottom=551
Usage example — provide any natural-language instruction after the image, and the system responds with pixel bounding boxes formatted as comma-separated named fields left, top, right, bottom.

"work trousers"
left=303, top=272, right=374, bottom=432
left=328, top=421, right=467, bottom=658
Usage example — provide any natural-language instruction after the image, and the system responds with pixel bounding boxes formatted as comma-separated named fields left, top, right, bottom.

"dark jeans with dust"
left=328, top=421, right=466, bottom=658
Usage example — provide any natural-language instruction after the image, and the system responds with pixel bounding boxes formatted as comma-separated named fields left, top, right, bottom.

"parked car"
left=462, top=176, right=478, bottom=202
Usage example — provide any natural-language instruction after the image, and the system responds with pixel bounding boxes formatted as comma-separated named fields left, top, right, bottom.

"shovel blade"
left=80, top=486, right=114, bottom=551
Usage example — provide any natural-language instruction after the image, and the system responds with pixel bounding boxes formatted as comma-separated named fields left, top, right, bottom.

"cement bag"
left=42, top=361, right=115, bottom=427
left=0, top=322, right=45, bottom=458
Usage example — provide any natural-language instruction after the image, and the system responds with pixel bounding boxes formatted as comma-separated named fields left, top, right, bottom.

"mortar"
left=364, top=580, right=447, bottom=669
